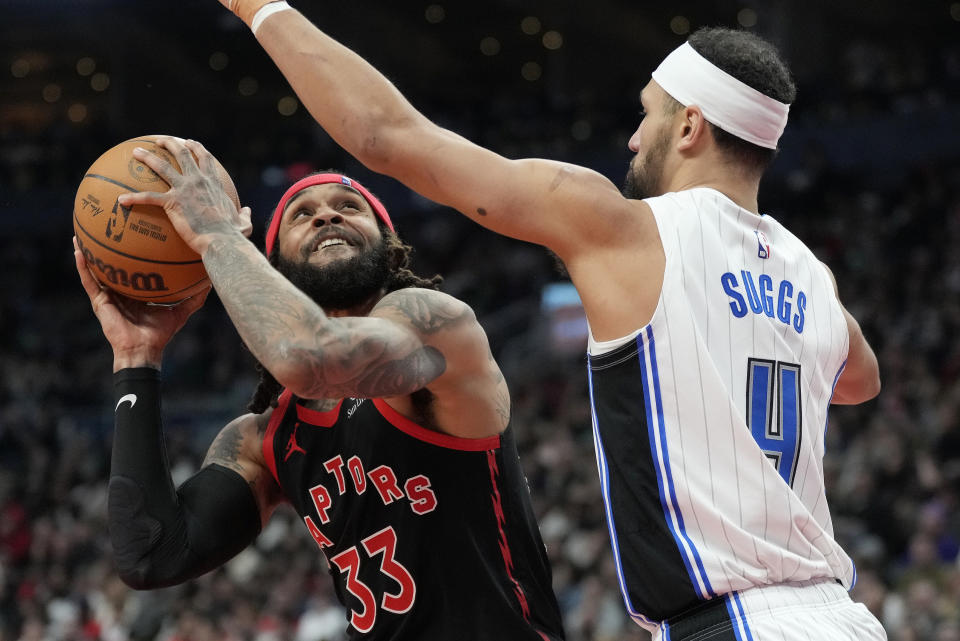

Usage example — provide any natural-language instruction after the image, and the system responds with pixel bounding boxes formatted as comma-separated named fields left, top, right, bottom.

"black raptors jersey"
left=263, top=389, right=565, bottom=641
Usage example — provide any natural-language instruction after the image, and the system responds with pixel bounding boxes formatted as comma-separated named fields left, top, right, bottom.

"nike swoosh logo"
left=116, top=394, right=138, bottom=411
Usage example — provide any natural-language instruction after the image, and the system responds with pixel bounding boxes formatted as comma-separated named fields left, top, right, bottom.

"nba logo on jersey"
left=755, top=230, right=771, bottom=259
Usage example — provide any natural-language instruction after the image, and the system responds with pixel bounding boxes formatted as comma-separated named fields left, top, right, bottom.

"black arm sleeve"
left=108, top=368, right=261, bottom=589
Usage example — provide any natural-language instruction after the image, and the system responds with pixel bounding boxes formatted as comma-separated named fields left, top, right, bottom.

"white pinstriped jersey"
left=586, top=187, right=853, bottom=627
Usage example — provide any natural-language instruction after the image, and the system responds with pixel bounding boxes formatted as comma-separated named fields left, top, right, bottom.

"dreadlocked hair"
left=246, top=222, right=442, bottom=414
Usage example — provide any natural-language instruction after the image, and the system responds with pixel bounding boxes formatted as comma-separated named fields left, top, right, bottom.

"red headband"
left=265, top=173, right=394, bottom=256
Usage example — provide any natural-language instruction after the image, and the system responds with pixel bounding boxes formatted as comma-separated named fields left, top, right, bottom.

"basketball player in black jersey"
left=75, top=155, right=565, bottom=640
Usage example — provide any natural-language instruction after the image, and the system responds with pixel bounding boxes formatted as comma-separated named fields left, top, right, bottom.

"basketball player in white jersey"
left=214, top=2, right=885, bottom=638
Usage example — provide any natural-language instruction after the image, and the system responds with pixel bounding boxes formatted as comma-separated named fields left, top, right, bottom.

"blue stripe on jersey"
left=660, top=621, right=671, bottom=641
left=826, top=360, right=859, bottom=590
left=639, top=327, right=716, bottom=600
left=823, top=359, right=847, bottom=440
left=586, top=364, right=659, bottom=628
left=725, top=592, right=755, bottom=641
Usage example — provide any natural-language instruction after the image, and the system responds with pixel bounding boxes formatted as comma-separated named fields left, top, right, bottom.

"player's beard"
left=621, top=123, right=671, bottom=200
left=275, top=238, right=391, bottom=311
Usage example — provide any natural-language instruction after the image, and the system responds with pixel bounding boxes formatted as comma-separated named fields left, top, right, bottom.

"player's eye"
left=338, top=200, right=362, bottom=211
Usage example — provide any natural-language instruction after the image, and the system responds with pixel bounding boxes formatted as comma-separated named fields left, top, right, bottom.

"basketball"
left=73, top=135, right=240, bottom=303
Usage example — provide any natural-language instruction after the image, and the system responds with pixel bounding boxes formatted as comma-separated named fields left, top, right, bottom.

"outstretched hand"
left=74, top=236, right=210, bottom=371
left=117, top=137, right=252, bottom=257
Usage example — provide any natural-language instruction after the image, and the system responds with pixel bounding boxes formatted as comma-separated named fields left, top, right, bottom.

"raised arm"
left=227, top=3, right=634, bottom=261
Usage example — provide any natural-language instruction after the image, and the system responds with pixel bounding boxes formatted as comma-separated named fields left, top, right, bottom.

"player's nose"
left=311, top=209, right=345, bottom=226
left=627, top=127, right=642, bottom=153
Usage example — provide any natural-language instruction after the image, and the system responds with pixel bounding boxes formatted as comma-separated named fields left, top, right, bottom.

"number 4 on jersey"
left=746, top=358, right=802, bottom=486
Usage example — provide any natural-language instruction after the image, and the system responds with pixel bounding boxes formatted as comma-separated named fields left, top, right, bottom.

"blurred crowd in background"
left=2, top=2, right=960, bottom=641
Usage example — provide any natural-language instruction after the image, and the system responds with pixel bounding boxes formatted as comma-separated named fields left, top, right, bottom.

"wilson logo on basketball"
left=75, top=236, right=170, bottom=293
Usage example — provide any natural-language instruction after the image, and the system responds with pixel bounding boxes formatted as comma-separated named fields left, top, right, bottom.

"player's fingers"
left=155, top=135, right=187, bottom=146
left=131, top=145, right=181, bottom=184
left=183, top=138, right=208, bottom=156
left=183, top=139, right=217, bottom=175
left=117, top=191, right=167, bottom=208
left=157, top=136, right=200, bottom=174
left=74, top=237, right=106, bottom=300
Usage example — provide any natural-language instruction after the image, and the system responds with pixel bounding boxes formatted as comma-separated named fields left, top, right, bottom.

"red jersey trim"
left=263, top=389, right=294, bottom=486
left=372, top=398, right=502, bottom=451
left=295, top=399, right=344, bottom=426
left=486, top=450, right=534, bottom=623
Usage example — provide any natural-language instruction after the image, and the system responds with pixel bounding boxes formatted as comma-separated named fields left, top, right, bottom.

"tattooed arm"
left=201, top=409, right=283, bottom=525
left=366, top=287, right=512, bottom=439
left=201, top=411, right=285, bottom=526
left=206, top=235, right=507, bottom=438
left=197, top=232, right=448, bottom=399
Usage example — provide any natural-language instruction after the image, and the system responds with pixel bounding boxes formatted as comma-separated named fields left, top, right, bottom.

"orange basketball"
left=73, top=135, right=240, bottom=303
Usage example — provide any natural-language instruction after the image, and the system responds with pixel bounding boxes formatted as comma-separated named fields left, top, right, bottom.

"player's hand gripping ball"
left=73, top=135, right=240, bottom=303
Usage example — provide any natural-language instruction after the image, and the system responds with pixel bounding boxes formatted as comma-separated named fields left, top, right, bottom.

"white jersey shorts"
left=652, top=579, right=887, bottom=641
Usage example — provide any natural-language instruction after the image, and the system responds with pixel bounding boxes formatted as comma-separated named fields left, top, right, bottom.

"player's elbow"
left=852, top=350, right=882, bottom=402
left=832, top=370, right=881, bottom=405
left=115, top=565, right=158, bottom=591
left=266, top=342, right=336, bottom=399
left=267, top=360, right=314, bottom=399
left=110, top=537, right=168, bottom=591
left=864, top=370, right=881, bottom=400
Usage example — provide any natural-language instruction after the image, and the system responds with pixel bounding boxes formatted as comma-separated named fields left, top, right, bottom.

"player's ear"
left=677, top=105, right=708, bottom=151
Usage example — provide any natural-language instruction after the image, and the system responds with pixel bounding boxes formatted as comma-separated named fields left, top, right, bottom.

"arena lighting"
left=738, top=8, right=758, bottom=27
left=521, top=61, right=542, bottom=81
left=76, top=57, right=95, bottom=76
left=209, top=51, right=229, bottom=71
left=67, top=103, right=87, bottom=123
left=424, top=4, right=444, bottom=24
left=571, top=120, right=592, bottom=141
left=42, top=83, right=61, bottom=103
left=277, top=96, right=298, bottom=116
left=521, top=16, right=541, bottom=35
left=91, top=73, right=110, bottom=92
left=670, top=16, right=691, bottom=35
left=542, top=31, right=563, bottom=50
left=480, top=37, right=501, bottom=56
left=11, top=58, right=30, bottom=78
left=238, top=76, right=258, bottom=96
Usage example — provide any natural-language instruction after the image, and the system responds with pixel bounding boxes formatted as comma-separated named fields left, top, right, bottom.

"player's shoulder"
left=204, top=411, right=276, bottom=474
left=372, top=287, right=477, bottom=335
left=221, top=411, right=272, bottom=441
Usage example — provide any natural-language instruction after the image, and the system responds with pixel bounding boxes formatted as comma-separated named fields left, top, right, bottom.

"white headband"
left=651, top=42, right=789, bottom=149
